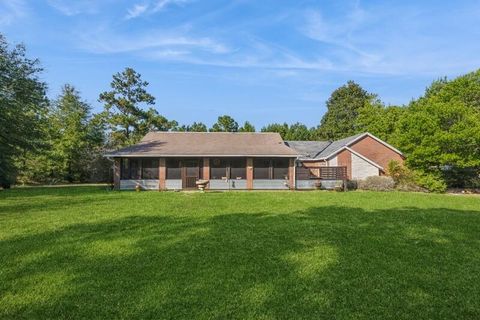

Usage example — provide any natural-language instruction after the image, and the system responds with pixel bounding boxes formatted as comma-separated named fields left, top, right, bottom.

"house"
left=286, top=132, right=405, bottom=189
left=105, top=131, right=404, bottom=190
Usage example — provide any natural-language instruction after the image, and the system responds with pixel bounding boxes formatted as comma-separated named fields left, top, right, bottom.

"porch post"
left=203, top=157, right=210, bottom=189
left=159, top=157, right=166, bottom=191
left=288, top=158, right=295, bottom=190
left=247, top=157, right=253, bottom=190
left=113, top=158, right=120, bottom=190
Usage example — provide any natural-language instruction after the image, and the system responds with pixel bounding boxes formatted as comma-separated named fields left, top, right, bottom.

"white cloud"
left=153, top=0, right=189, bottom=13
left=78, top=27, right=230, bottom=55
left=47, top=0, right=102, bottom=16
left=0, top=0, right=28, bottom=26
left=125, top=4, right=149, bottom=19
left=125, top=0, right=190, bottom=19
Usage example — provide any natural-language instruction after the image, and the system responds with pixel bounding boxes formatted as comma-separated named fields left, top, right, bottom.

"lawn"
left=0, top=187, right=479, bottom=319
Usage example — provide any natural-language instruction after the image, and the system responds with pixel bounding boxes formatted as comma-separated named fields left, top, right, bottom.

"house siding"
left=165, top=179, right=182, bottom=190
left=209, top=179, right=247, bottom=190
left=253, top=179, right=289, bottom=189
left=351, top=153, right=379, bottom=180
left=120, top=179, right=159, bottom=190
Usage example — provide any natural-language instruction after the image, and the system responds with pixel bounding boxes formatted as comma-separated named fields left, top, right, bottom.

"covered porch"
left=113, top=156, right=295, bottom=190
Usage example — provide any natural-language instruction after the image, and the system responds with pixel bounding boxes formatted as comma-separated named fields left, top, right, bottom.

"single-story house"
left=105, top=131, right=404, bottom=190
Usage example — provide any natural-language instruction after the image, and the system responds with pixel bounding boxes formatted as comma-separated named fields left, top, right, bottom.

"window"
left=211, top=158, right=228, bottom=179
left=253, top=158, right=271, bottom=179
left=121, top=159, right=130, bottom=179
left=142, top=159, right=159, bottom=179
left=273, top=158, right=289, bottom=180
left=121, top=158, right=157, bottom=179
left=166, top=158, right=181, bottom=179
left=253, top=158, right=290, bottom=180
left=230, top=158, right=246, bottom=179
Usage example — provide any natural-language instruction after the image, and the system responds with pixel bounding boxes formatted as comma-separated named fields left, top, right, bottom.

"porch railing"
left=296, top=166, right=347, bottom=180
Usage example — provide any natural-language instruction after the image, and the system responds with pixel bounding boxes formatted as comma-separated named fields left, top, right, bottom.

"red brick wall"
left=246, top=158, right=253, bottom=190
left=302, top=160, right=326, bottom=177
left=288, top=158, right=295, bottom=189
left=337, top=149, right=352, bottom=179
left=349, top=136, right=404, bottom=170
left=203, top=158, right=210, bottom=189
left=159, top=158, right=166, bottom=190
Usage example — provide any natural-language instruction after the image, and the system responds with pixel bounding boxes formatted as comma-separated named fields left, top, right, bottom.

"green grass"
left=1, top=187, right=480, bottom=319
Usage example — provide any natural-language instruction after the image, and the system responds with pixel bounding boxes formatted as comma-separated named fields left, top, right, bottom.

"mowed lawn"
left=1, top=187, right=479, bottom=319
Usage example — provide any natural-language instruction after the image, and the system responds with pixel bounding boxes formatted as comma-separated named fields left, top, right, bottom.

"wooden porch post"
left=247, top=157, right=253, bottom=190
left=159, top=157, right=166, bottom=191
left=113, top=158, right=120, bottom=190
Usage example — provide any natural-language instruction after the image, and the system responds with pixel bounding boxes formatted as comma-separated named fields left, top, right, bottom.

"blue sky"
left=1, top=0, right=480, bottom=128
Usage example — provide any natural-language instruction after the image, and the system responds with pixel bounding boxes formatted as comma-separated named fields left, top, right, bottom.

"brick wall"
left=349, top=135, right=404, bottom=170
left=336, top=149, right=352, bottom=179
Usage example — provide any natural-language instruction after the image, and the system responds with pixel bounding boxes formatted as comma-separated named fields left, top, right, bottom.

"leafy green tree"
left=356, top=101, right=405, bottom=142
left=210, top=115, right=239, bottom=132
left=99, top=67, right=175, bottom=148
left=261, top=123, right=289, bottom=139
left=19, top=85, right=108, bottom=184
left=0, top=34, right=48, bottom=188
left=422, top=71, right=480, bottom=110
left=318, top=81, right=374, bottom=140
left=175, top=122, right=208, bottom=132
left=239, top=121, right=255, bottom=132
left=261, top=122, right=316, bottom=140
left=395, top=99, right=480, bottom=191
left=284, top=122, right=314, bottom=140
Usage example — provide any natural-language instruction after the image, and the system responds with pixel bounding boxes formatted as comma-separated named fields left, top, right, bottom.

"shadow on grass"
left=1, top=206, right=480, bottom=319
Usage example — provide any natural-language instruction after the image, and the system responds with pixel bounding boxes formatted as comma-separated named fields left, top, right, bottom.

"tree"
left=18, top=85, right=108, bottom=184
left=394, top=99, right=480, bottom=191
left=175, top=122, right=208, bottom=132
left=261, top=123, right=289, bottom=139
left=318, top=81, right=374, bottom=140
left=356, top=101, right=405, bottom=142
left=0, top=34, right=48, bottom=187
left=422, top=71, right=480, bottom=110
left=210, top=115, right=238, bottom=132
left=261, top=122, right=316, bottom=140
left=284, top=122, right=314, bottom=140
left=239, top=121, right=255, bottom=132
left=99, top=67, right=175, bottom=148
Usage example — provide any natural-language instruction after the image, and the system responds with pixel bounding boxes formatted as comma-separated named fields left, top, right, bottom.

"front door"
left=182, top=159, right=199, bottom=189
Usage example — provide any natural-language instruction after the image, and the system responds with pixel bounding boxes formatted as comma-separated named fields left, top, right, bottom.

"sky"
left=1, top=0, right=480, bottom=128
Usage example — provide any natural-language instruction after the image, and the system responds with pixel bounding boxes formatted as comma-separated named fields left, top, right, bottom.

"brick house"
left=106, top=131, right=404, bottom=190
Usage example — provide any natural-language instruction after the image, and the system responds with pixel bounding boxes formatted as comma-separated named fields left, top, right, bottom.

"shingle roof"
left=106, top=132, right=298, bottom=157
left=284, top=141, right=331, bottom=160
left=286, top=132, right=367, bottom=160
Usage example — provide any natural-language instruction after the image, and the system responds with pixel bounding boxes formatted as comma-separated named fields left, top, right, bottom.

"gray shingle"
left=106, top=132, right=299, bottom=157
left=286, top=133, right=366, bottom=160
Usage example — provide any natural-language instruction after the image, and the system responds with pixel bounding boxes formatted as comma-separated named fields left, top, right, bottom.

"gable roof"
left=286, top=132, right=403, bottom=161
left=284, top=141, right=331, bottom=160
left=105, top=132, right=298, bottom=157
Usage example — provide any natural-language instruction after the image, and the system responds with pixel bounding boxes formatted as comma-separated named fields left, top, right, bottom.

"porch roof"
left=106, top=132, right=299, bottom=157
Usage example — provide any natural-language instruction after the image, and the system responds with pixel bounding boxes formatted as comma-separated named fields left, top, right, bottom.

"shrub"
left=387, top=160, right=415, bottom=185
left=357, top=176, right=395, bottom=191
left=413, top=171, right=447, bottom=193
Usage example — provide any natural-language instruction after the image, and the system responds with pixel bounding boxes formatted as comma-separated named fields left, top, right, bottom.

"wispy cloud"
left=125, top=0, right=190, bottom=19
left=125, top=4, right=149, bottom=19
left=78, top=26, right=230, bottom=55
left=47, top=0, right=103, bottom=16
left=0, top=0, right=28, bottom=26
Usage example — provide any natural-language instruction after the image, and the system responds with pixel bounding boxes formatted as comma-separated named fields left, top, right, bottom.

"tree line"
left=1, top=34, right=479, bottom=191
